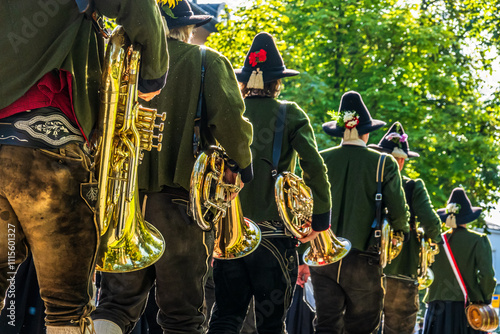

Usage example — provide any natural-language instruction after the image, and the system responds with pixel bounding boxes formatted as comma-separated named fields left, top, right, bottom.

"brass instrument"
left=95, top=27, right=166, bottom=272
left=190, top=146, right=235, bottom=231
left=214, top=195, right=261, bottom=259
left=190, top=146, right=262, bottom=259
left=379, top=220, right=404, bottom=268
left=466, top=304, right=499, bottom=331
left=417, top=228, right=439, bottom=289
left=275, top=172, right=351, bottom=266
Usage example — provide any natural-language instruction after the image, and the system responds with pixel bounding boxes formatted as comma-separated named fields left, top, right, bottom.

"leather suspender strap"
left=372, top=154, right=387, bottom=230
left=271, top=103, right=287, bottom=177
left=193, top=46, right=207, bottom=156
left=442, top=232, right=469, bottom=307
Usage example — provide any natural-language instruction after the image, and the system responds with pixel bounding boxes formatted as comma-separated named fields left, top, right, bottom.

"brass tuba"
left=417, top=228, right=439, bottom=289
left=190, top=145, right=262, bottom=259
left=275, top=172, right=351, bottom=266
left=379, top=220, right=404, bottom=268
left=94, top=26, right=166, bottom=272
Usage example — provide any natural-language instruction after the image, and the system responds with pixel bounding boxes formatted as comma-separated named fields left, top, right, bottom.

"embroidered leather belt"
left=258, top=220, right=293, bottom=238
left=0, top=107, right=84, bottom=149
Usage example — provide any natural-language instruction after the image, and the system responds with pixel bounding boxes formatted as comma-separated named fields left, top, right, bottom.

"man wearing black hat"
left=368, top=122, right=442, bottom=334
left=311, top=91, right=410, bottom=334
left=0, top=1, right=168, bottom=333
left=423, top=188, right=496, bottom=334
left=208, top=32, right=331, bottom=334
left=92, top=1, right=253, bottom=333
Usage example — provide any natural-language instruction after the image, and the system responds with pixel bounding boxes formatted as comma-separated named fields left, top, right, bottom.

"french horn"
left=94, top=26, right=166, bottom=272
left=275, top=172, right=351, bottom=266
left=190, top=145, right=262, bottom=259
left=417, top=228, right=439, bottom=289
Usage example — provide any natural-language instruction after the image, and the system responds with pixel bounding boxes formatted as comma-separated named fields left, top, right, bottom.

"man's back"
left=321, top=144, right=409, bottom=251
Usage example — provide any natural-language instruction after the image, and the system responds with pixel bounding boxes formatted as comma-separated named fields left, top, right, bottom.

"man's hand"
left=223, top=168, right=243, bottom=201
left=298, top=230, right=320, bottom=244
left=138, top=89, right=161, bottom=101
left=296, top=264, right=310, bottom=287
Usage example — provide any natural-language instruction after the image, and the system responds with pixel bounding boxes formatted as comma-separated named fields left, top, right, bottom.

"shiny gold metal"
left=379, top=220, right=404, bottom=268
left=417, top=228, right=440, bottom=289
left=94, top=26, right=165, bottom=272
left=303, top=229, right=351, bottom=266
left=190, top=146, right=237, bottom=231
left=466, top=304, right=499, bottom=331
left=275, top=172, right=351, bottom=266
left=214, top=195, right=261, bottom=259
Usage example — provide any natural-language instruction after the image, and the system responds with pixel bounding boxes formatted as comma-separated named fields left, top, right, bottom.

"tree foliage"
left=206, top=0, right=500, bottom=225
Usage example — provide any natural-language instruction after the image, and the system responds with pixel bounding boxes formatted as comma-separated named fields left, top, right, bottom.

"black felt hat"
left=437, top=188, right=482, bottom=226
left=160, top=0, right=212, bottom=30
left=235, top=32, right=299, bottom=85
left=322, top=91, right=386, bottom=138
left=368, top=122, right=419, bottom=158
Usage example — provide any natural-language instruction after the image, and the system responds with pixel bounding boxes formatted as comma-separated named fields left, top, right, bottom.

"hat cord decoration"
left=247, top=68, right=264, bottom=89
left=445, top=202, right=461, bottom=228
left=386, top=132, right=409, bottom=158
left=247, top=49, right=267, bottom=90
left=335, top=110, right=360, bottom=141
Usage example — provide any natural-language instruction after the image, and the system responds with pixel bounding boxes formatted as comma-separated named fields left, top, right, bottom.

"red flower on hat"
left=249, top=49, right=267, bottom=67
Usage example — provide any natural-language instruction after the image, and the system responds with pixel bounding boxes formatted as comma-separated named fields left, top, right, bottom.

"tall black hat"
left=235, top=32, right=299, bottom=87
left=322, top=91, right=386, bottom=139
left=368, top=122, right=419, bottom=159
left=436, top=188, right=482, bottom=227
left=160, top=0, right=212, bottom=30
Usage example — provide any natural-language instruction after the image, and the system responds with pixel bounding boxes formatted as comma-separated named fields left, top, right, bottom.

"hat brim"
left=367, top=144, right=420, bottom=158
left=322, top=119, right=386, bottom=137
left=436, top=207, right=482, bottom=224
left=235, top=68, right=299, bottom=83
left=165, top=15, right=212, bottom=30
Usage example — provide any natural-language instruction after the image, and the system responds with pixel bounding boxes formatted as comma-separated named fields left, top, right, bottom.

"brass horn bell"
left=275, top=172, right=351, bottom=266
left=214, top=195, right=262, bottom=259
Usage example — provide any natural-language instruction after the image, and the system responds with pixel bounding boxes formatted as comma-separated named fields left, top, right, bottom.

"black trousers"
left=208, top=237, right=298, bottom=334
left=310, top=249, right=384, bottom=334
left=382, top=276, right=419, bottom=334
left=92, top=191, right=214, bottom=334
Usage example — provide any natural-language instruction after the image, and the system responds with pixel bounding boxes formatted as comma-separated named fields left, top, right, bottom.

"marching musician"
left=0, top=1, right=168, bottom=333
left=368, top=121, right=442, bottom=334
left=92, top=1, right=253, bottom=333
left=423, top=188, right=496, bottom=334
left=208, top=32, right=332, bottom=333
left=311, top=91, right=410, bottom=334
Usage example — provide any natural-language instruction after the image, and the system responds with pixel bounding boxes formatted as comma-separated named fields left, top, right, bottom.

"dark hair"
left=239, top=79, right=282, bottom=98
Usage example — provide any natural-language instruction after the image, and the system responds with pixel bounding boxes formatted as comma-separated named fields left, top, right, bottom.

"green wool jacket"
left=427, top=227, right=496, bottom=304
left=320, top=145, right=410, bottom=251
left=238, top=98, right=331, bottom=231
left=0, top=0, right=168, bottom=139
left=138, top=39, right=253, bottom=192
left=385, top=176, right=442, bottom=278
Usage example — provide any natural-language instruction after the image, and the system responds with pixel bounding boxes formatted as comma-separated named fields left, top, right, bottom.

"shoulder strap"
left=271, top=103, right=287, bottom=177
left=442, top=232, right=469, bottom=306
left=372, top=154, right=387, bottom=229
left=192, top=46, right=207, bottom=156
left=404, top=179, right=416, bottom=229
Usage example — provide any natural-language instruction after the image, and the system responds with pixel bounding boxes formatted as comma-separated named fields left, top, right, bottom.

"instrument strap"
left=193, top=46, right=207, bottom=156
left=442, top=232, right=469, bottom=307
left=372, top=154, right=387, bottom=230
left=271, top=103, right=287, bottom=177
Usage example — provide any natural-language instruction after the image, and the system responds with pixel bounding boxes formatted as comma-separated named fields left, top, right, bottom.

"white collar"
left=341, top=138, right=367, bottom=147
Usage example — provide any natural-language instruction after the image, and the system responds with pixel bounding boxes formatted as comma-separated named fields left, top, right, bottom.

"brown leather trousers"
left=0, top=144, right=98, bottom=328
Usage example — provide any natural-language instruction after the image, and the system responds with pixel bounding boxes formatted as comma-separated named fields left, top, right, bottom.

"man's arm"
left=383, top=155, right=410, bottom=233
left=412, top=178, right=442, bottom=243
left=95, top=0, right=169, bottom=89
